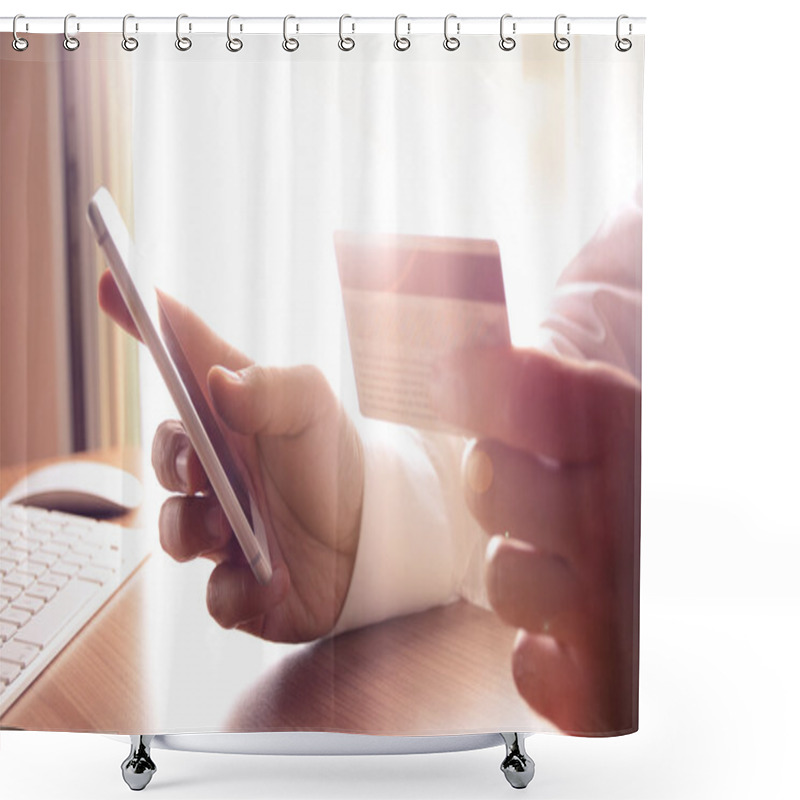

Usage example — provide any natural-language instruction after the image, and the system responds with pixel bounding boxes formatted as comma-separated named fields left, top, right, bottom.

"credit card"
left=335, top=231, right=510, bottom=431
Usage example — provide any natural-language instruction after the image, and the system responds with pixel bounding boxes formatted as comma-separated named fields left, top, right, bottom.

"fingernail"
left=464, top=447, right=494, bottom=494
left=214, top=366, right=243, bottom=383
left=175, top=442, right=192, bottom=492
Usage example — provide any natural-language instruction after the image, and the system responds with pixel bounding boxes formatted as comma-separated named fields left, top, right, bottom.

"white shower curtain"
left=1, top=21, right=643, bottom=740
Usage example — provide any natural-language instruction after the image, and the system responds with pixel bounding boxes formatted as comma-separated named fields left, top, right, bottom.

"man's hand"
left=99, top=270, right=364, bottom=643
left=432, top=346, right=640, bottom=734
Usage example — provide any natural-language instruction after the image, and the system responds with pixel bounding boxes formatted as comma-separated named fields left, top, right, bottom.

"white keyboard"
left=0, top=504, right=148, bottom=716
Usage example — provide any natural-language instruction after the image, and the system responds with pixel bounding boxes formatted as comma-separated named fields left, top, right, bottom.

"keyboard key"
left=78, top=566, right=115, bottom=586
left=38, top=572, right=69, bottom=590
left=14, top=578, right=99, bottom=649
left=26, top=582, right=58, bottom=602
left=0, top=584, right=21, bottom=603
left=0, top=621, right=17, bottom=642
left=50, top=561, right=81, bottom=578
left=0, top=558, right=17, bottom=575
left=29, top=551, right=59, bottom=569
left=3, top=571, right=35, bottom=590
left=0, top=607, right=31, bottom=627
left=25, top=529, right=53, bottom=545
left=40, top=542, right=70, bottom=557
left=13, top=594, right=45, bottom=615
left=0, top=660, right=21, bottom=685
left=0, top=640, right=41, bottom=668
left=17, top=562, right=48, bottom=579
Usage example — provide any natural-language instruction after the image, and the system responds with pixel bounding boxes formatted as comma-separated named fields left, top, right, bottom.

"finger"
left=511, top=630, right=595, bottom=734
left=486, top=535, right=584, bottom=643
left=207, top=363, right=331, bottom=437
left=462, top=439, right=596, bottom=562
left=156, top=289, right=252, bottom=386
left=151, top=420, right=210, bottom=494
left=206, top=561, right=290, bottom=630
left=159, top=495, right=234, bottom=563
left=98, top=269, right=142, bottom=341
left=431, top=346, right=640, bottom=463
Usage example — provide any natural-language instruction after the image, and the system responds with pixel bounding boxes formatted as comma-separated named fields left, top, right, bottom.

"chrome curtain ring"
left=282, top=15, right=299, bottom=52
left=553, top=14, right=570, bottom=52
left=63, top=13, right=80, bottom=51
left=615, top=14, right=632, bottom=51
left=226, top=15, right=243, bottom=52
left=12, top=14, right=29, bottom=51
left=499, top=13, right=516, bottom=51
left=443, top=13, right=460, bottom=51
left=175, top=14, right=192, bottom=51
left=394, top=14, right=410, bottom=51
left=122, top=14, right=139, bottom=51
left=338, top=14, right=355, bottom=51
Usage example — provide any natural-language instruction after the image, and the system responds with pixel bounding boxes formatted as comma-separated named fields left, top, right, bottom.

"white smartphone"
left=87, top=187, right=273, bottom=585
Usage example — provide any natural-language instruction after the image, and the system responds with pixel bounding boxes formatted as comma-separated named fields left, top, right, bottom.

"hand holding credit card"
left=335, top=232, right=511, bottom=431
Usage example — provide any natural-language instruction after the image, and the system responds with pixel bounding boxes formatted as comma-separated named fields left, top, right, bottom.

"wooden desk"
left=2, top=451, right=546, bottom=735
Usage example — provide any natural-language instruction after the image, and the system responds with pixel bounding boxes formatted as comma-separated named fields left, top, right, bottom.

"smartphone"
left=87, top=187, right=273, bottom=585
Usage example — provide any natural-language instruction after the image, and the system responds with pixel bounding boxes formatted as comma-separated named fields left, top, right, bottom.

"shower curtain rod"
left=1, top=15, right=645, bottom=37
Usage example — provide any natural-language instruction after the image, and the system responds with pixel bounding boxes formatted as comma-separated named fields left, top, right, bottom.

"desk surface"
left=2, top=450, right=545, bottom=735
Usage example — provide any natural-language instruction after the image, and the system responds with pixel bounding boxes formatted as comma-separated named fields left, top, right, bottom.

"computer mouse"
left=1, top=460, right=144, bottom=518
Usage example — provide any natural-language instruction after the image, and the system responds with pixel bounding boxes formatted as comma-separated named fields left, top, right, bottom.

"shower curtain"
left=0, top=18, right=643, bottom=740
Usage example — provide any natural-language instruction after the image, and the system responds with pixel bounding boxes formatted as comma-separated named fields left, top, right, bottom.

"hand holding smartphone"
left=87, top=187, right=273, bottom=585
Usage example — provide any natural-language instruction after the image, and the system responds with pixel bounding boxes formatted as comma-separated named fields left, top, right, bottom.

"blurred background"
left=1, top=34, right=138, bottom=469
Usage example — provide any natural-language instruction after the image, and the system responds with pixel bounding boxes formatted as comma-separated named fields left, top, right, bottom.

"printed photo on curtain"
left=1, top=17, right=643, bottom=755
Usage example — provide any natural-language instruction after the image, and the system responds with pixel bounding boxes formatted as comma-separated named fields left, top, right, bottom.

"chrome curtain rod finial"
left=12, top=14, right=28, bottom=51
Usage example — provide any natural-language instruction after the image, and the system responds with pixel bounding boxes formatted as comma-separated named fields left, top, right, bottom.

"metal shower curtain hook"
left=283, top=15, right=299, bottom=52
left=499, top=14, right=516, bottom=51
left=553, top=14, right=570, bottom=51
left=394, top=14, right=411, bottom=51
left=227, top=15, right=243, bottom=52
left=443, top=13, right=460, bottom=51
left=122, top=14, right=139, bottom=51
left=338, top=14, right=355, bottom=51
left=615, top=14, right=632, bottom=51
left=12, top=14, right=29, bottom=51
left=63, top=13, right=80, bottom=51
left=176, top=14, right=192, bottom=51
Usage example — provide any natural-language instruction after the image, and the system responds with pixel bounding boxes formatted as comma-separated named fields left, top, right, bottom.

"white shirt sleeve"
left=332, top=187, right=642, bottom=635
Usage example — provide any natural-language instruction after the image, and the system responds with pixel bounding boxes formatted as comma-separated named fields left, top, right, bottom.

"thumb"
left=207, top=363, right=326, bottom=438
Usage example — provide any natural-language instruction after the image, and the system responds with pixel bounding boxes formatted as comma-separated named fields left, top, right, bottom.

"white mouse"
left=1, top=460, right=144, bottom=517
